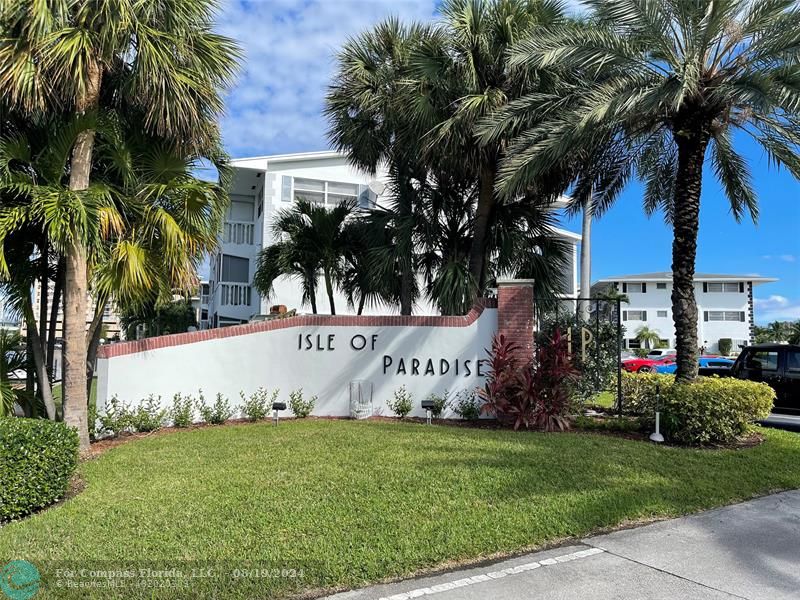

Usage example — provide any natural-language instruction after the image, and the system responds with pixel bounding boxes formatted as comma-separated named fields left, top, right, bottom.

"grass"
left=592, top=390, right=616, bottom=408
left=52, top=378, right=97, bottom=408
left=2, top=420, right=800, bottom=599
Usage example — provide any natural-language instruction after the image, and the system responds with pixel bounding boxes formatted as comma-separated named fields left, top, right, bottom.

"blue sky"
left=216, top=0, right=800, bottom=323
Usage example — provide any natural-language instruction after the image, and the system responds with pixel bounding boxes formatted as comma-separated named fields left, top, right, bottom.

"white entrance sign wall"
left=96, top=282, right=534, bottom=419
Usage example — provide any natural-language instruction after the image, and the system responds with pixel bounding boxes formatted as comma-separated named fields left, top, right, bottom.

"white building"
left=593, top=272, right=777, bottom=354
left=208, top=151, right=580, bottom=326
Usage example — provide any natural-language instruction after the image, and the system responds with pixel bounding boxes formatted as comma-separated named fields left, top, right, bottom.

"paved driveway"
left=326, top=490, right=800, bottom=600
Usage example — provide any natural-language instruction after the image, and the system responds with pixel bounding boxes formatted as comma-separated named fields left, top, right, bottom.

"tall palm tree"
left=0, top=329, right=28, bottom=417
left=412, top=0, right=569, bottom=294
left=326, top=19, right=431, bottom=315
left=497, top=0, right=800, bottom=382
left=254, top=199, right=356, bottom=315
left=0, top=1, right=239, bottom=448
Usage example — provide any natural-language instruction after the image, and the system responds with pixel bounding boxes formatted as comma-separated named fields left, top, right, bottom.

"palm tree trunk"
left=468, top=162, right=497, bottom=294
left=46, top=257, right=64, bottom=380
left=357, top=293, right=366, bottom=316
left=85, top=295, right=106, bottom=399
left=38, top=237, right=49, bottom=366
left=23, top=299, right=55, bottom=420
left=396, top=166, right=415, bottom=316
left=671, top=131, right=710, bottom=383
left=579, top=189, right=593, bottom=322
left=309, top=286, right=318, bottom=315
left=64, top=58, right=102, bottom=451
left=323, top=267, right=336, bottom=315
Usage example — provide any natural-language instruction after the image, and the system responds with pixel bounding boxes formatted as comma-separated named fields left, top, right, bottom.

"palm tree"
left=0, top=1, right=239, bottom=448
left=788, top=321, right=800, bottom=345
left=254, top=200, right=356, bottom=315
left=326, top=19, right=430, bottom=315
left=766, top=320, right=791, bottom=343
left=497, top=0, right=800, bottom=382
left=412, top=0, right=569, bottom=294
left=635, top=326, right=662, bottom=351
left=0, top=329, right=28, bottom=417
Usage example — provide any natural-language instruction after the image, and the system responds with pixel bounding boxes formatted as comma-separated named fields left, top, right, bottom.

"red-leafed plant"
left=478, top=334, right=520, bottom=420
left=527, top=329, right=579, bottom=431
left=478, top=330, right=578, bottom=431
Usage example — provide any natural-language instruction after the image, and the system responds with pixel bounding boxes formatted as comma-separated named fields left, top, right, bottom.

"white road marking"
left=377, top=547, right=605, bottom=600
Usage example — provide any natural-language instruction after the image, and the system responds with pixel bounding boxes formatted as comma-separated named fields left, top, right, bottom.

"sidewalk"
left=326, top=490, right=800, bottom=600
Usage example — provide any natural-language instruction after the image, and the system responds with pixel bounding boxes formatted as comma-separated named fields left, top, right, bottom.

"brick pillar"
left=496, top=279, right=535, bottom=364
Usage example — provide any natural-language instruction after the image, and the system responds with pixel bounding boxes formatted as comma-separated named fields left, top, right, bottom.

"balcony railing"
left=220, top=283, right=252, bottom=307
left=223, top=221, right=255, bottom=245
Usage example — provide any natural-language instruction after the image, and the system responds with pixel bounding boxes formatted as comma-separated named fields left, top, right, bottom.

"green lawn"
left=52, top=377, right=97, bottom=408
left=2, top=420, right=800, bottom=599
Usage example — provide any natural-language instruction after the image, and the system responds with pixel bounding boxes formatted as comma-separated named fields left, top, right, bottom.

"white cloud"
left=754, top=295, right=800, bottom=323
left=761, top=254, right=796, bottom=262
left=216, top=0, right=438, bottom=157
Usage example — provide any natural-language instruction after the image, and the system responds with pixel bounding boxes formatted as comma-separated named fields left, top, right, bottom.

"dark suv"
left=731, top=344, right=800, bottom=414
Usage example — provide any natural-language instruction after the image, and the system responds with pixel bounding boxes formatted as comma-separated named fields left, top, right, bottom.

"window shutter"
left=703, top=282, right=708, bottom=293
left=642, top=282, right=647, bottom=293
left=740, top=312, right=746, bottom=322
left=623, top=311, right=628, bottom=321
left=281, top=176, right=292, bottom=202
left=739, top=282, right=744, bottom=293
left=622, top=283, right=627, bottom=293
left=704, top=311, right=709, bottom=322
left=642, top=310, right=647, bottom=320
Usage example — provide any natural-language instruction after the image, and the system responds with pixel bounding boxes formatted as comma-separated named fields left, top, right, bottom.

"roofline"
left=552, top=226, right=581, bottom=242
left=594, top=275, right=778, bottom=284
left=230, top=150, right=344, bottom=166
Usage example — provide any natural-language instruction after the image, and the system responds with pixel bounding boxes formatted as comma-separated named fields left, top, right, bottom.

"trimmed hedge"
left=621, top=372, right=774, bottom=444
left=0, top=417, right=79, bottom=521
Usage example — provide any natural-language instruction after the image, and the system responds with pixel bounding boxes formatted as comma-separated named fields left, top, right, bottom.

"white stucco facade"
left=208, top=151, right=580, bottom=326
left=593, top=272, right=777, bottom=354
left=96, top=304, right=498, bottom=419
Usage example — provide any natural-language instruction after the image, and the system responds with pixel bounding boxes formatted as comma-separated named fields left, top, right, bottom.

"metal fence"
left=534, top=297, right=624, bottom=414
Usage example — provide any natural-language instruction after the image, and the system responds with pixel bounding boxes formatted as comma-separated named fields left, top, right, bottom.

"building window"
left=626, top=282, right=644, bottom=293
left=624, top=310, right=646, bottom=321
left=292, top=177, right=360, bottom=207
left=220, top=255, right=249, bottom=283
left=627, top=338, right=641, bottom=349
left=294, top=177, right=325, bottom=205
left=657, top=310, right=668, bottom=318
left=656, top=282, right=667, bottom=289
left=705, top=282, right=740, bottom=293
left=705, top=311, right=745, bottom=322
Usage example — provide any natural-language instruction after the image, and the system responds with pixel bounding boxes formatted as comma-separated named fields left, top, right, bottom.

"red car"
left=622, top=355, right=676, bottom=373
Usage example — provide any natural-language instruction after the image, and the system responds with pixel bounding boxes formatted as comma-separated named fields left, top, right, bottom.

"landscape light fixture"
left=649, top=384, right=665, bottom=443
left=421, top=399, right=435, bottom=425
left=272, top=401, right=286, bottom=426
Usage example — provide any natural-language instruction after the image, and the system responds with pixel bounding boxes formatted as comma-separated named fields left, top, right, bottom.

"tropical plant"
left=120, top=298, right=198, bottom=340
left=451, top=388, right=481, bottom=421
left=494, top=0, right=800, bottom=382
left=0, top=0, right=240, bottom=449
left=326, top=19, right=431, bottom=315
left=254, top=199, right=356, bottom=314
left=635, top=326, right=662, bottom=351
left=789, top=322, right=800, bottom=345
left=0, top=329, right=28, bottom=417
left=288, top=388, right=315, bottom=418
left=387, top=385, right=413, bottom=418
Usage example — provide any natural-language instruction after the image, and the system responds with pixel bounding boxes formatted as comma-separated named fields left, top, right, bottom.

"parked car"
left=622, top=355, right=676, bottom=373
left=731, top=344, right=800, bottom=414
left=646, top=348, right=676, bottom=360
left=653, top=356, right=735, bottom=374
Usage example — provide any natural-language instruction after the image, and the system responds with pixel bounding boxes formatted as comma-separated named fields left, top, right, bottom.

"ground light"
left=650, top=384, right=665, bottom=443
left=421, top=399, right=435, bottom=425
left=272, top=401, right=286, bottom=426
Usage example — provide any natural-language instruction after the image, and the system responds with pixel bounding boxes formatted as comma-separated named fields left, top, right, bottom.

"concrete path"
left=326, top=490, right=800, bottom=600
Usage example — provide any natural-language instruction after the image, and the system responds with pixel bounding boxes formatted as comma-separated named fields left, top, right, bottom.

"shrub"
left=424, top=390, right=450, bottom=418
left=452, top=389, right=481, bottom=421
left=479, top=331, right=577, bottom=431
left=129, top=395, right=167, bottom=432
left=0, top=417, right=79, bottom=521
left=242, top=388, right=278, bottom=421
left=718, top=338, right=733, bottom=356
left=196, top=391, right=233, bottom=425
left=288, top=388, right=315, bottom=418
left=633, top=348, right=649, bottom=358
left=170, top=393, right=195, bottom=428
left=98, top=395, right=131, bottom=437
left=620, top=372, right=774, bottom=444
left=387, top=385, right=413, bottom=418
left=88, top=402, right=99, bottom=441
